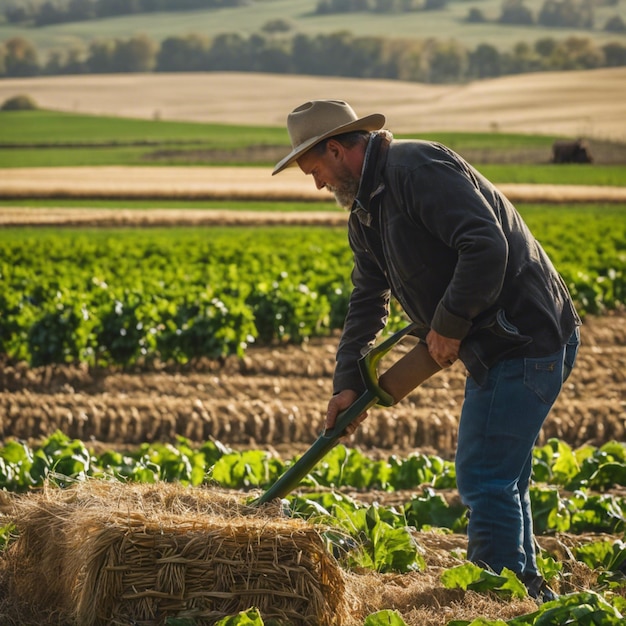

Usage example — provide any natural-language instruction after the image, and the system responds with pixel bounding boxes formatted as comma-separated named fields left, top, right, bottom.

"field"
left=1, top=71, right=626, bottom=625
left=2, top=69, right=626, bottom=141
left=1, top=0, right=624, bottom=55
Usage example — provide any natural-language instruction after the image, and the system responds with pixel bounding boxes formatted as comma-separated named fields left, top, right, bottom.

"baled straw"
left=3, top=480, right=349, bottom=626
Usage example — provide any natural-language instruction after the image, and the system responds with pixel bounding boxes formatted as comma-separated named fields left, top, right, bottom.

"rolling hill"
left=1, top=68, right=625, bottom=140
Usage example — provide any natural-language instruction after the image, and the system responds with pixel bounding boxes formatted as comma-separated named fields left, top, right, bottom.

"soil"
left=1, top=312, right=624, bottom=625
left=2, top=312, right=624, bottom=460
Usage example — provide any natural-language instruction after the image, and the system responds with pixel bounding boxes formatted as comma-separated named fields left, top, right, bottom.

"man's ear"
left=325, top=138, right=344, bottom=162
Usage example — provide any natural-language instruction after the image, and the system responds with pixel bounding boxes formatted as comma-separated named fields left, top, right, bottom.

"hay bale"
left=3, top=481, right=349, bottom=626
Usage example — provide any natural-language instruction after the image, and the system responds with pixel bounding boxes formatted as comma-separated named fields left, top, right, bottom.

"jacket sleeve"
left=333, top=218, right=391, bottom=394
left=404, top=158, right=509, bottom=339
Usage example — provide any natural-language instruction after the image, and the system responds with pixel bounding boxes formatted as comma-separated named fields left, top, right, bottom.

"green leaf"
left=364, top=609, right=409, bottom=625
left=446, top=617, right=507, bottom=626
left=441, top=564, right=526, bottom=599
left=214, top=607, right=264, bottom=625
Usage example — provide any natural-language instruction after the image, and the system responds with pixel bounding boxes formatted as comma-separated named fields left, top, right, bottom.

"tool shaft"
left=254, top=390, right=376, bottom=504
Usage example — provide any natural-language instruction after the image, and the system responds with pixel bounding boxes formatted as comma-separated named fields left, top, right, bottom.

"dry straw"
left=2, top=480, right=351, bottom=626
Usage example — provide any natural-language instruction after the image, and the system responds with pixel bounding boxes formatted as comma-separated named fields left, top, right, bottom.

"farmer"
left=272, top=99, right=581, bottom=601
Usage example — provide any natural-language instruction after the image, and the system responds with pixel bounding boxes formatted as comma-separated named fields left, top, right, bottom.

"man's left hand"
left=426, top=329, right=461, bottom=368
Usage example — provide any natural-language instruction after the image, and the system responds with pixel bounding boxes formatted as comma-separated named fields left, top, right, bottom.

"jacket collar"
left=352, top=130, right=392, bottom=226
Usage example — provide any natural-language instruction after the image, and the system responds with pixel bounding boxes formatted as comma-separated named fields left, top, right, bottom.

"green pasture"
left=2, top=110, right=625, bottom=186
left=0, top=110, right=283, bottom=148
left=0, top=0, right=622, bottom=56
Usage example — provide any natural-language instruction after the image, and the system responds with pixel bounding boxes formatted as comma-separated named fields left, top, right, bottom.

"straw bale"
left=2, top=481, right=349, bottom=626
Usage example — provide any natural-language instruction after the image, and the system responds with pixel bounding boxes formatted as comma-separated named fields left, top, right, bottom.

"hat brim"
left=271, top=112, right=385, bottom=176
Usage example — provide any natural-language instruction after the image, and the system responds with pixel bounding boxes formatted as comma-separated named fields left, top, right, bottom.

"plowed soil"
left=2, top=312, right=624, bottom=459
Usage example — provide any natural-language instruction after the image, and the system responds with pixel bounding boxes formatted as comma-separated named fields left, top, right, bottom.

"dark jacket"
left=333, top=132, right=581, bottom=393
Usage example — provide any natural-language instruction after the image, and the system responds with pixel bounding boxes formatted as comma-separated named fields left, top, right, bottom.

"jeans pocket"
left=523, top=354, right=562, bottom=405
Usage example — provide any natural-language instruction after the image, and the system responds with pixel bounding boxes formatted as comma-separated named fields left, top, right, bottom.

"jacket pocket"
left=460, top=309, right=532, bottom=385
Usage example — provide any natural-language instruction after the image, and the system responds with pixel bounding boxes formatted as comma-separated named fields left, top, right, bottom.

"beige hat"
left=272, top=99, right=385, bottom=175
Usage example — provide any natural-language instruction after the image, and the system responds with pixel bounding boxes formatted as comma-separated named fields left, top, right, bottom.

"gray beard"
left=330, top=176, right=360, bottom=210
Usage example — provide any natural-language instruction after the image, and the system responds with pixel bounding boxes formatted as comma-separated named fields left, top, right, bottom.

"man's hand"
left=426, top=329, right=461, bottom=369
left=325, top=389, right=368, bottom=436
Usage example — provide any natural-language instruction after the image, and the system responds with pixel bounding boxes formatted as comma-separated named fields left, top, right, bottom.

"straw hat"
left=272, top=100, right=385, bottom=175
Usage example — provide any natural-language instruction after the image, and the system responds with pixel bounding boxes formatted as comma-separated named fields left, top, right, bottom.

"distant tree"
left=156, top=34, right=210, bottom=72
left=554, top=36, right=604, bottom=69
left=604, top=14, right=625, bottom=32
left=424, top=0, right=447, bottom=10
left=207, top=33, right=248, bottom=71
left=537, top=0, right=594, bottom=29
left=4, top=37, right=39, bottom=77
left=63, top=47, right=87, bottom=74
left=1, top=94, right=39, bottom=110
left=315, top=31, right=360, bottom=76
left=247, top=34, right=293, bottom=73
left=502, top=41, right=542, bottom=73
left=112, top=34, right=158, bottom=73
left=261, top=19, right=294, bottom=34
left=466, top=7, right=487, bottom=22
left=499, top=0, right=534, bottom=24
left=96, top=0, right=138, bottom=17
left=423, top=39, right=468, bottom=83
left=86, top=40, right=117, bottom=73
left=34, top=1, right=67, bottom=26
left=67, top=0, right=98, bottom=21
left=534, top=37, right=558, bottom=58
left=5, top=3, right=36, bottom=23
left=43, top=50, right=65, bottom=75
left=469, top=43, right=502, bottom=77
left=316, top=0, right=370, bottom=13
left=602, top=41, right=626, bottom=66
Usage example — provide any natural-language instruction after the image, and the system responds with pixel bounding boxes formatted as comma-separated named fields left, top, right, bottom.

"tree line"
left=4, top=0, right=246, bottom=26
left=2, top=31, right=625, bottom=83
left=5, top=0, right=625, bottom=33
left=317, top=0, right=625, bottom=33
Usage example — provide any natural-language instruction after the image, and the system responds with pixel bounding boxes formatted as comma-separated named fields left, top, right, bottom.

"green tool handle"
left=253, top=322, right=425, bottom=506
left=253, top=389, right=377, bottom=505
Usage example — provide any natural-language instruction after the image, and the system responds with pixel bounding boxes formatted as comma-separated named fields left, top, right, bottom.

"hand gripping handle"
left=254, top=323, right=423, bottom=505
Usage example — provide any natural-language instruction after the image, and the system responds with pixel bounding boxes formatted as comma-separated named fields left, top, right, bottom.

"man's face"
left=297, top=143, right=360, bottom=210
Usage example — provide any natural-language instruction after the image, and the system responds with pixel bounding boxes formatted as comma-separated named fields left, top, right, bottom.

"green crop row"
left=2, top=432, right=626, bottom=534
left=1, top=207, right=624, bottom=367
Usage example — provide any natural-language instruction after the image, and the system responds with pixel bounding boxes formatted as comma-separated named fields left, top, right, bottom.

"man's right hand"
left=325, top=389, right=367, bottom=436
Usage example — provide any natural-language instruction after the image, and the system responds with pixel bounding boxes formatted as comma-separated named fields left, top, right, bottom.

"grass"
left=476, top=164, right=626, bottom=186
left=0, top=110, right=286, bottom=147
left=2, top=110, right=625, bottom=186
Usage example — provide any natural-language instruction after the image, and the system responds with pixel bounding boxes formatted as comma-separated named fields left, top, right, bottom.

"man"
left=272, top=99, right=580, bottom=601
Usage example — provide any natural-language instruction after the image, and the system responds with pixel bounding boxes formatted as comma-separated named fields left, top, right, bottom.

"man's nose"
left=313, top=175, right=326, bottom=190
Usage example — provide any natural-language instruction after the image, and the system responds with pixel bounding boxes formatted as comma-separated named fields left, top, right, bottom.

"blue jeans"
left=455, top=328, right=580, bottom=576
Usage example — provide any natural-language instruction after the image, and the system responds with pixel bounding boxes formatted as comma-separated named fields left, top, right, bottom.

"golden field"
left=1, top=68, right=626, bottom=140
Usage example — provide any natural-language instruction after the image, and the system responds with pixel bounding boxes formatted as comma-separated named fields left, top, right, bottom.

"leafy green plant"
left=364, top=611, right=409, bottom=625
left=1, top=210, right=624, bottom=367
left=441, top=563, right=527, bottom=600
left=333, top=503, right=425, bottom=573
left=0, top=522, right=16, bottom=551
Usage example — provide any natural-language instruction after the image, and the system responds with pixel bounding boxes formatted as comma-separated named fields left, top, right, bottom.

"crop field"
left=1, top=74, right=626, bottom=624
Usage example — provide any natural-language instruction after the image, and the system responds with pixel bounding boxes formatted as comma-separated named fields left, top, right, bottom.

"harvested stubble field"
left=2, top=68, right=626, bottom=140
left=2, top=312, right=625, bottom=461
